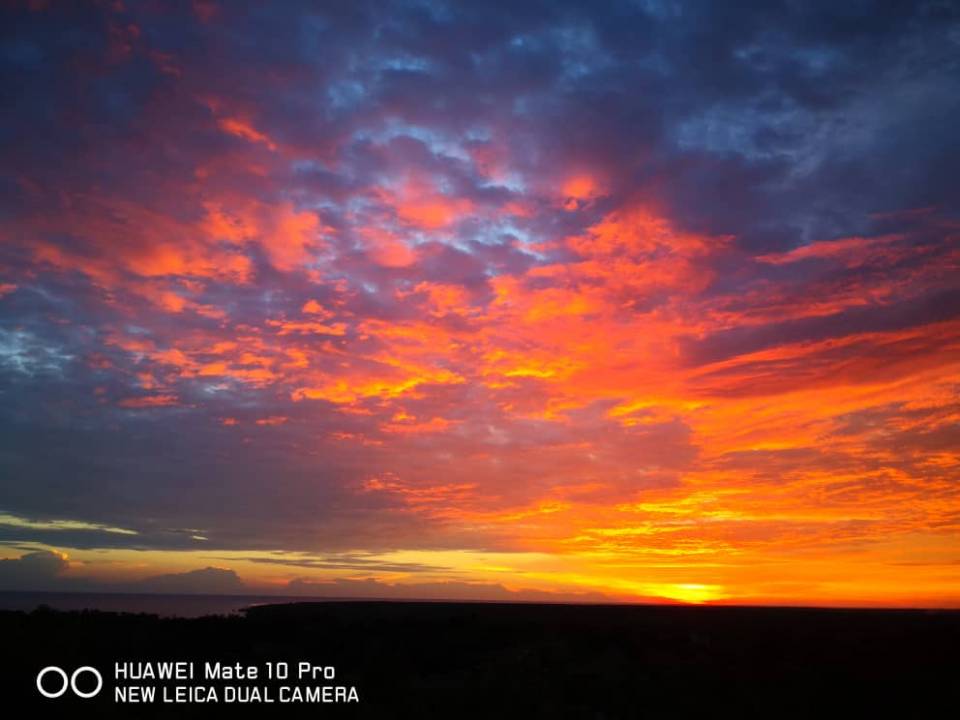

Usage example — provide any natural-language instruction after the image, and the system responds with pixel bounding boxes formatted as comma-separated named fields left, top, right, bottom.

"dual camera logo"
left=36, top=666, right=103, bottom=699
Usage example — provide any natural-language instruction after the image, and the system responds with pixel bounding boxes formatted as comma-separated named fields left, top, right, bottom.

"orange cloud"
left=374, top=176, right=474, bottom=230
left=561, top=173, right=605, bottom=210
left=117, top=394, right=180, bottom=408
left=218, top=116, right=278, bottom=151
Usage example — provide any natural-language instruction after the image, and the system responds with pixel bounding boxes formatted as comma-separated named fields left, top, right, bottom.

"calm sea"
left=0, top=590, right=347, bottom=618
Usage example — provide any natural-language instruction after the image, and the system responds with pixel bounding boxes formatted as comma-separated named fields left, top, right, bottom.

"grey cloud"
left=0, top=550, right=68, bottom=590
left=284, top=577, right=618, bottom=604
left=133, top=567, right=245, bottom=595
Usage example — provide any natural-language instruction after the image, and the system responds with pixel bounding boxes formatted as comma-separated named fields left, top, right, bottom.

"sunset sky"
left=1, top=0, right=958, bottom=607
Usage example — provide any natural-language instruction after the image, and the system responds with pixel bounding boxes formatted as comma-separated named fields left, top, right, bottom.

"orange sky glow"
left=1, top=0, right=958, bottom=608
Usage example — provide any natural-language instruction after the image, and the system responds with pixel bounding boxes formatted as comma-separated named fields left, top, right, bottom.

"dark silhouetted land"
left=3, top=601, right=957, bottom=717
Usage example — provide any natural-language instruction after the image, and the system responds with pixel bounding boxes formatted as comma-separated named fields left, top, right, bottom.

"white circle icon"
left=36, top=666, right=68, bottom=698
left=71, top=667, right=103, bottom=698
left=36, top=666, right=103, bottom=699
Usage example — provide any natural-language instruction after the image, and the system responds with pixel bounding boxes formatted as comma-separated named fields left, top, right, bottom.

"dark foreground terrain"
left=2, top=601, right=957, bottom=718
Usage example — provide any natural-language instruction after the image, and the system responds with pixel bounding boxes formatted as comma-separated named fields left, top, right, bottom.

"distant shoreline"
left=1, top=589, right=957, bottom=619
